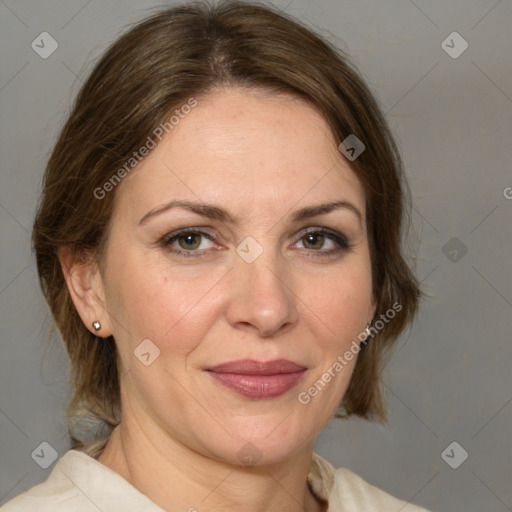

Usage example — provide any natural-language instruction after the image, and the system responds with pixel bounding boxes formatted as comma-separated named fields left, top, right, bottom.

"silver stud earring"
left=365, top=322, right=372, bottom=340
left=92, top=321, right=101, bottom=332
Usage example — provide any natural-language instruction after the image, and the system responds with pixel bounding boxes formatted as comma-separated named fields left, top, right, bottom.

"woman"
left=3, top=1, right=428, bottom=510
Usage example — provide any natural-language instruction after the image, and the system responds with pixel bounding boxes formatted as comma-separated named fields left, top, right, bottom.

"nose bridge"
left=227, top=236, right=297, bottom=336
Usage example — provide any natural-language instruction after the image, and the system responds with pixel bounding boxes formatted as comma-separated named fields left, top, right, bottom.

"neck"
left=97, top=417, right=327, bottom=512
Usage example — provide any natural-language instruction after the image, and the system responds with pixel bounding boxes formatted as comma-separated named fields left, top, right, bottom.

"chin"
left=202, top=415, right=315, bottom=468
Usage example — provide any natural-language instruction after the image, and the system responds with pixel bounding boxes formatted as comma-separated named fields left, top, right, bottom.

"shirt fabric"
left=2, top=449, right=430, bottom=511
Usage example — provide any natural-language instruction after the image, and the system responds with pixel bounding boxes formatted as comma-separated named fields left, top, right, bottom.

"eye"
left=160, top=226, right=350, bottom=259
left=162, top=229, right=216, bottom=257
left=293, top=228, right=350, bottom=256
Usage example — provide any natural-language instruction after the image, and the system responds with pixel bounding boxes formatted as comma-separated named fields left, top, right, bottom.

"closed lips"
left=206, top=359, right=307, bottom=375
left=205, top=359, right=307, bottom=399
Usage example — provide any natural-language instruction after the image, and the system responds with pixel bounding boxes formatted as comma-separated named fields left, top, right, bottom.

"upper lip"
left=206, top=359, right=307, bottom=375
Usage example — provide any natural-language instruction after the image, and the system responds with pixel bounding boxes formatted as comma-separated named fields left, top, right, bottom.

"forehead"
left=115, top=88, right=366, bottom=222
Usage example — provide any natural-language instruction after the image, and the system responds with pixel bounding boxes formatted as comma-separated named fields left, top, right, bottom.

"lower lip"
left=207, top=371, right=306, bottom=399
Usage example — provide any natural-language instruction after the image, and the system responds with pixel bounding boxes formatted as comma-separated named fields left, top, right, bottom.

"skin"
left=62, top=87, right=376, bottom=512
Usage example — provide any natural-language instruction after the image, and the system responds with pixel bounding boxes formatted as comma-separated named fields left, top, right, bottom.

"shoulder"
left=1, top=449, right=163, bottom=512
left=1, top=451, right=95, bottom=512
left=309, top=453, right=431, bottom=512
left=332, top=467, right=431, bottom=511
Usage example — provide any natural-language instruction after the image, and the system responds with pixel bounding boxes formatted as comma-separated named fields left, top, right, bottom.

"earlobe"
left=59, top=247, right=112, bottom=337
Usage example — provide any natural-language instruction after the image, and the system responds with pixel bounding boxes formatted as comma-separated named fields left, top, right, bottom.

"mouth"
left=205, top=359, right=307, bottom=399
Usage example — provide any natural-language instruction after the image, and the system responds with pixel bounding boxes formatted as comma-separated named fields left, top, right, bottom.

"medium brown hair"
left=33, top=0, right=422, bottom=456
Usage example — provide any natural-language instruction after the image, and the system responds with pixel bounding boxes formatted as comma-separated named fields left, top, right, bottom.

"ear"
left=59, top=246, right=113, bottom=337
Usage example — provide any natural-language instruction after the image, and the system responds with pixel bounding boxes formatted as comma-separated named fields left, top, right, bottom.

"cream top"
left=2, top=449, right=430, bottom=511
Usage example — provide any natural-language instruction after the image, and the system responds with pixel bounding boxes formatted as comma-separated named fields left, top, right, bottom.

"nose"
left=225, top=245, right=298, bottom=338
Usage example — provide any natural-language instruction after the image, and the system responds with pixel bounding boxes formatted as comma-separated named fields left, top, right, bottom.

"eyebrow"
left=138, top=199, right=363, bottom=226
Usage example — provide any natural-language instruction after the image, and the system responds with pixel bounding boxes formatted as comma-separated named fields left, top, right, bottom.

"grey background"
left=1, top=1, right=511, bottom=511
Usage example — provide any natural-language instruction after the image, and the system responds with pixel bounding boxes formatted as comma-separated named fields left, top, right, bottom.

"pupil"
left=305, top=233, right=323, bottom=249
left=180, top=233, right=200, bottom=250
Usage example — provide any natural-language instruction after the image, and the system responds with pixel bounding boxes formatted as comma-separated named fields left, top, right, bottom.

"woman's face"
left=96, top=88, right=375, bottom=465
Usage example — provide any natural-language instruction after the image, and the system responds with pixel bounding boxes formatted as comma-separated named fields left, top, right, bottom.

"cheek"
left=104, top=252, right=221, bottom=359
left=300, top=260, right=373, bottom=345
left=294, top=263, right=372, bottom=416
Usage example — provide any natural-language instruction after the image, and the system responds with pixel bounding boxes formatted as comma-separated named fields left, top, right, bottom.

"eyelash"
left=160, top=227, right=351, bottom=259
